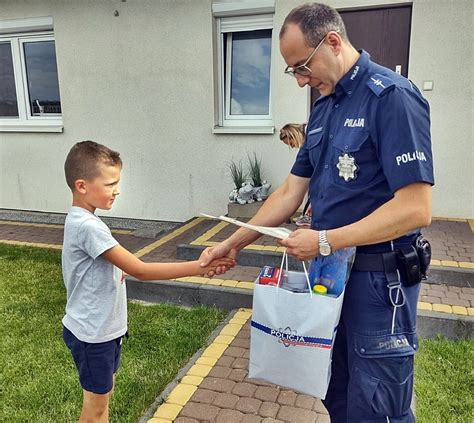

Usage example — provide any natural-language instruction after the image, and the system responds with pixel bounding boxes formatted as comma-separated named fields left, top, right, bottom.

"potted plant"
left=227, top=160, right=246, bottom=203
left=227, top=155, right=271, bottom=217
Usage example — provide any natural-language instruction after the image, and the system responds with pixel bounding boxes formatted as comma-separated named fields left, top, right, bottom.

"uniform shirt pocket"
left=305, top=128, right=323, bottom=169
left=331, top=129, right=379, bottom=188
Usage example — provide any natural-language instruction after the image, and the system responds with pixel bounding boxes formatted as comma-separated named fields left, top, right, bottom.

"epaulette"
left=366, top=73, right=396, bottom=97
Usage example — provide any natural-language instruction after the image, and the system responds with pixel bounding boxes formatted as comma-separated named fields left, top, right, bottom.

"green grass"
left=415, top=337, right=473, bottom=422
left=0, top=243, right=226, bottom=422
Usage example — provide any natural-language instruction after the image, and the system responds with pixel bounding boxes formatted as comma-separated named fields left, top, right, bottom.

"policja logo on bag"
left=252, top=322, right=333, bottom=349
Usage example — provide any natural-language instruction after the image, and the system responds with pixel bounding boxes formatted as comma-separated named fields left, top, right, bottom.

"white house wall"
left=408, top=0, right=473, bottom=219
left=0, top=0, right=472, bottom=221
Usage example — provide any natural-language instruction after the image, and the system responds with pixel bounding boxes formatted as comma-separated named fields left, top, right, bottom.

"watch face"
left=320, top=244, right=331, bottom=256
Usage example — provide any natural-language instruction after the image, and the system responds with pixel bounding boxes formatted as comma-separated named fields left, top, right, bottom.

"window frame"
left=0, top=18, right=62, bottom=133
left=223, top=29, right=273, bottom=122
left=19, top=36, right=62, bottom=120
left=214, top=13, right=274, bottom=133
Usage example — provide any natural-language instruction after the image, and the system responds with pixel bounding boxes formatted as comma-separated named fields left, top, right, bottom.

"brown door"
left=311, top=5, right=412, bottom=104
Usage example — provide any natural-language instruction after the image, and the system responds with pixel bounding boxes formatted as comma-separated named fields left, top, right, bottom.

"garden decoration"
left=228, top=154, right=272, bottom=204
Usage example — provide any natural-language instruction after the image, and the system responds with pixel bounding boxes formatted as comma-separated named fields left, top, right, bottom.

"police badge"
left=336, top=153, right=358, bottom=181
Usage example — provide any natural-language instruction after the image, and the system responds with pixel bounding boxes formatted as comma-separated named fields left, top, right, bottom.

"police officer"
left=201, top=3, right=434, bottom=422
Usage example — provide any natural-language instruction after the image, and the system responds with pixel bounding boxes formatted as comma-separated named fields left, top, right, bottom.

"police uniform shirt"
left=291, top=50, right=434, bottom=231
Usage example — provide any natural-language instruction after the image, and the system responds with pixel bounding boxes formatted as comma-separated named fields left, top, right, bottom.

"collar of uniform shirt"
left=336, top=49, right=370, bottom=97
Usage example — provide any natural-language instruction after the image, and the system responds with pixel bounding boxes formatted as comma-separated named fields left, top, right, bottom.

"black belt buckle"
left=396, top=245, right=421, bottom=287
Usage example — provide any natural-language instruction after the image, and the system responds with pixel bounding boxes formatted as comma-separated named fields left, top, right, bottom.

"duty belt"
left=353, top=251, right=399, bottom=283
left=352, top=235, right=431, bottom=287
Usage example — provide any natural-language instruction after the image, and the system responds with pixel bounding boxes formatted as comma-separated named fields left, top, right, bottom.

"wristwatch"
left=319, top=230, right=332, bottom=256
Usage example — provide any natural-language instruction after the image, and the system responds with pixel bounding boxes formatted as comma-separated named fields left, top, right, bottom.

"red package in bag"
left=258, top=266, right=280, bottom=285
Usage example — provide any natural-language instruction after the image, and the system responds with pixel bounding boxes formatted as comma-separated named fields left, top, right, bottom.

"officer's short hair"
left=280, top=3, right=349, bottom=46
left=64, top=140, right=122, bottom=190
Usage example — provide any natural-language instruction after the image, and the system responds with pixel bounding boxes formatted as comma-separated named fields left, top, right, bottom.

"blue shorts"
left=63, top=326, right=123, bottom=394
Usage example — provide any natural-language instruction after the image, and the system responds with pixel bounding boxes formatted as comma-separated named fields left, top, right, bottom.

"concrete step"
left=177, top=243, right=474, bottom=288
left=178, top=243, right=302, bottom=271
left=126, top=277, right=473, bottom=340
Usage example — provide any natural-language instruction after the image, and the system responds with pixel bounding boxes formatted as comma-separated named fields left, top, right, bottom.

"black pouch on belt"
left=415, top=235, right=431, bottom=279
left=396, top=245, right=421, bottom=287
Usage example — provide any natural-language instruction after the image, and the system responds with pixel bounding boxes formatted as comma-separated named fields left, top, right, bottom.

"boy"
left=62, top=140, right=234, bottom=422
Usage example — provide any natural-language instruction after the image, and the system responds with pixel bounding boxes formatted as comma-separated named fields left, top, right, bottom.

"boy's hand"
left=199, top=242, right=238, bottom=276
left=199, top=256, right=235, bottom=276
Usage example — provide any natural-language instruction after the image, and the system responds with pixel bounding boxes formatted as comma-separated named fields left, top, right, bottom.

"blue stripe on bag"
left=251, top=320, right=333, bottom=349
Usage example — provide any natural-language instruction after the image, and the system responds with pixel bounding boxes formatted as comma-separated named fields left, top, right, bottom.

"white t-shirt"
left=62, top=206, right=127, bottom=343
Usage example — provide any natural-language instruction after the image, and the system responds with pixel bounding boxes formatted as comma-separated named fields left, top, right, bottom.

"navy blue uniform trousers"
left=322, top=267, right=420, bottom=422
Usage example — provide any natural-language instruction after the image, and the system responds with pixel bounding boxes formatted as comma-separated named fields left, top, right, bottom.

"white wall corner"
left=212, top=1, right=275, bottom=17
left=0, top=16, right=53, bottom=34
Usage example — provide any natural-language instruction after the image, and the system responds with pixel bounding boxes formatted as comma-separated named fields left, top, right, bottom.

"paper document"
left=201, top=213, right=293, bottom=240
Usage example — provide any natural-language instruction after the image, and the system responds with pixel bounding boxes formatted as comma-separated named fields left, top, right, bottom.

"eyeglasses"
left=284, top=31, right=334, bottom=78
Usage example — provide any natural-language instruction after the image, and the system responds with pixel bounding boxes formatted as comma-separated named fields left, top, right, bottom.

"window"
left=0, top=17, right=62, bottom=132
left=214, top=6, right=274, bottom=133
left=225, top=29, right=272, bottom=118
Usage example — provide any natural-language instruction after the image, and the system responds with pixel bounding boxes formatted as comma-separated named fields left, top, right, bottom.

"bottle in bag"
left=309, top=247, right=356, bottom=297
left=312, top=284, right=327, bottom=295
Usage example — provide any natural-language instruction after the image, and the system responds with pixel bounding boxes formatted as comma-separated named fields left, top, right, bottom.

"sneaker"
left=295, top=214, right=311, bottom=227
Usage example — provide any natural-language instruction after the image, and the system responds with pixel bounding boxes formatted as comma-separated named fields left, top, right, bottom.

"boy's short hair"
left=65, top=141, right=122, bottom=190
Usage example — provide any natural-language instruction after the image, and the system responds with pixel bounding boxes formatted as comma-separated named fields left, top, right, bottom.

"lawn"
left=415, top=337, right=473, bottom=422
left=0, top=243, right=472, bottom=422
left=0, top=244, right=226, bottom=422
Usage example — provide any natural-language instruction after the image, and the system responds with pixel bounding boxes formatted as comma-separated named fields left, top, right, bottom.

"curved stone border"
left=142, top=309, right=252, bottom=422
left=0, top=208, right=181, bottom=231
left=417, top=309, right=473, bottom=339
left=0, top=239, right=63, bottom=250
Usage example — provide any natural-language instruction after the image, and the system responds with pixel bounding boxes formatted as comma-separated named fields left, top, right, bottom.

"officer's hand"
left=278, top=228, right=319, bottom=261
left=199, top=242, right=238, bottom=277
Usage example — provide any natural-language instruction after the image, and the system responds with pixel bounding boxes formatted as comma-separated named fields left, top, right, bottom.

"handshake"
left=198, top=242, right=238, bottom=277
left=196, top=214, right=295, bottom=278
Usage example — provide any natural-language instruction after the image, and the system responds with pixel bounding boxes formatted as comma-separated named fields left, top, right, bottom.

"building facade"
left=0, top=0, right=472, bottom=221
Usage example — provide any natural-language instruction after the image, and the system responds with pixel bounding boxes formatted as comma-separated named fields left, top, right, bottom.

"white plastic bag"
left=249, top=250, right=345, bottom=399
